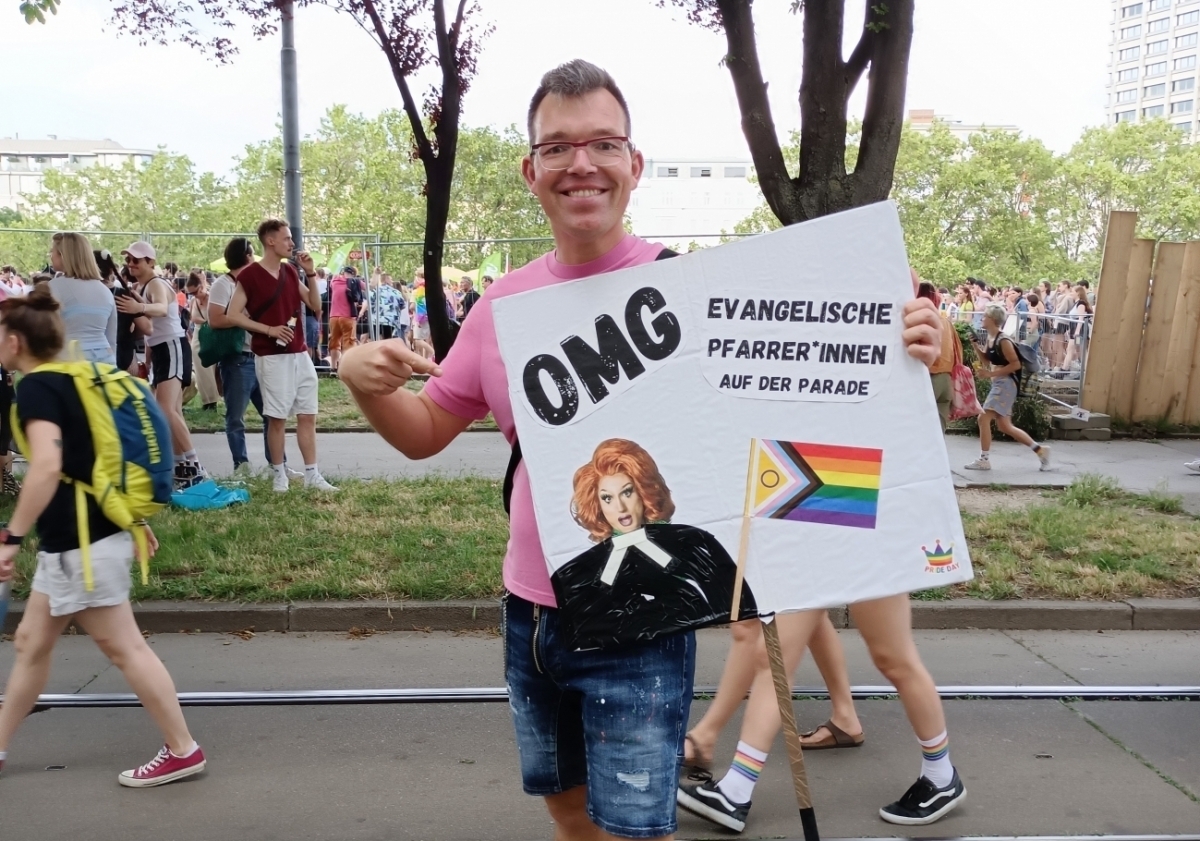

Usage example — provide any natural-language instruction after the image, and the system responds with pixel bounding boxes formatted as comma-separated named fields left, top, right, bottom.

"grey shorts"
left=983, top=375, right=1018, bottom=417
left=32, top=531, right=134, bottom=617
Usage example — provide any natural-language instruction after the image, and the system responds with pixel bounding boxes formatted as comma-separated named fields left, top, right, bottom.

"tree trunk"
left=423, top=161, right=458, bottom=361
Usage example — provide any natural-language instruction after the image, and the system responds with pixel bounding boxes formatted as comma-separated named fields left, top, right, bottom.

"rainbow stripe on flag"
left=750, top=440, right=882, bottom=530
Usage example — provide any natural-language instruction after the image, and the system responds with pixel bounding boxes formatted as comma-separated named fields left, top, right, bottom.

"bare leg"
left=800, top=612, right=862, bottom=745
left=74, top=603, right=193, bottom=755
left=686, top=619, right=761, bottom=764
left=544, top=786, right=671, bottom=841
left=154, top=378, right=193, bottom=455
left=267, top=416, right=287, bottom=466
left=734, top=610, right=825, bottom=753
left=295, top=414, right=318, bottom=465
left=0, top=592, right=72, bottom=751
left=996, top=415, right=1035, bottom=448
left=978, top=410, right=994, bottom=451
left=849, top=595, right=945, bottom=740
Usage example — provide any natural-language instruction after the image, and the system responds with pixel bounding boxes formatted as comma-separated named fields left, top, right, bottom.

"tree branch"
left=853, top=0, right=914, bottom=204
left=452, top=0, right=469, bottom=36
left=714, top=0, right=799, bottom=224
left=360, top=0, right=433, bottom=166
left=843, top=24, right=873, bottom=101
left=798, top=0, right=850, bottom=216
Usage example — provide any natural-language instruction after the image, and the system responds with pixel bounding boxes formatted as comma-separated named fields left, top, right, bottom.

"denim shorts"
left=503, top=593, right=695, bottom=839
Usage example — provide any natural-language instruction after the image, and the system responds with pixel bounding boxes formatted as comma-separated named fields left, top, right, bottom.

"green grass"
left=954, top=475, right=1199, bottom=600
left=183, top=376, right=497, bottom=432
left=3, top=473, right=1196, bottom=604
left=1, top=477, right=509, bottom=602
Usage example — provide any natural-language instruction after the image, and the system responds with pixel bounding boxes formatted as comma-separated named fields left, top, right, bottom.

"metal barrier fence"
left=950, top=308, right=1093, bottom=415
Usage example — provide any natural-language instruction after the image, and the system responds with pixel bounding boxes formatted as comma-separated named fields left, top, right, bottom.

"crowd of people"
left=937, top=276, right=1095, bottom=374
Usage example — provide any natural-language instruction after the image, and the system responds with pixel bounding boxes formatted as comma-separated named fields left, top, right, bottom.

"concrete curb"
left=4, top=598, right=1199, bottom=635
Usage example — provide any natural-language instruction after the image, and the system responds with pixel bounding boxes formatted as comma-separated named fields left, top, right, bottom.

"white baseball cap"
left=122, top=241, right=156, bottom=260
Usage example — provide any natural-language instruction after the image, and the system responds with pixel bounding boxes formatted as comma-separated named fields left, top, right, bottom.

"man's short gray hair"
left=527, top=59, right=631, bottom=144
left=985, top=305, right=1008, bottom=327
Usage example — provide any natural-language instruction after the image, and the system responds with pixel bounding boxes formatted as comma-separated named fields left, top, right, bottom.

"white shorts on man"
left=256, top=352, right=319, bottom=419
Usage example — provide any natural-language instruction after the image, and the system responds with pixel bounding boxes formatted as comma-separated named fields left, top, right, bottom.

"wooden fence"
left=1081, top=211, right=1200, bottom=424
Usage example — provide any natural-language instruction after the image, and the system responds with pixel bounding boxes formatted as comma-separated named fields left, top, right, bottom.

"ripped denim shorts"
left=503, top=592, right=696, bottom=839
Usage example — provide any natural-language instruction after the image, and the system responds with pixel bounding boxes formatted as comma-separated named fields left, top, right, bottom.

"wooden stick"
left=730, top=439, right=759, bottom=620
left=762, top=617, right=820, bottom=840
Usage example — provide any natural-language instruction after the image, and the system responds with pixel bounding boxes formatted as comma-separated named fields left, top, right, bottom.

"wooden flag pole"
left=762, top=616, right=821, bottom=841
left=730, top=439, right=759, bottom=620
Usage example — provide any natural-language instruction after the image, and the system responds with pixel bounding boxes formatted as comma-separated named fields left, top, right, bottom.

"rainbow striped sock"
left=717, top=741, right=767, bottom=804
left=918, top=731, right=953, bottom=788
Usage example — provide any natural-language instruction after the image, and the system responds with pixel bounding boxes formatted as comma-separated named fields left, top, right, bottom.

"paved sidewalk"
left=194, top=430, right=1200, bottom=492
left=0, top=628, right=1196, bottom=840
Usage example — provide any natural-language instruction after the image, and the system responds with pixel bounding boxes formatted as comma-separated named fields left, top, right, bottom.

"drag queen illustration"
left=552, top=438, right=757, bottom=650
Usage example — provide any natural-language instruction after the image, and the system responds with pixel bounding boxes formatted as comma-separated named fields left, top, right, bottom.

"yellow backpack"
left=11, top=361, right=174, bottom=590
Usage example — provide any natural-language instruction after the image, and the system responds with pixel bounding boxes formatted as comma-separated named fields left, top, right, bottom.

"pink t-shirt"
left=424, top=234, right=665, bottom=607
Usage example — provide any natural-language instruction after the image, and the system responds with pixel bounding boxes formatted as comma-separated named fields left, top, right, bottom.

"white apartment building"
left=0, top=137, right=155, bottom=212
left=907, top=109, right=1021, bottom=141
left=1106, top=0, right=1199, bottom=136
left=629, top=157, right=762, bottom=241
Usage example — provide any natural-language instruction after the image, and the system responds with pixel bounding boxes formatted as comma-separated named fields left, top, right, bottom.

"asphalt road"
left=1, top=628, right=1196, bottom=840
left=192, top=429, right=1200, bottom=494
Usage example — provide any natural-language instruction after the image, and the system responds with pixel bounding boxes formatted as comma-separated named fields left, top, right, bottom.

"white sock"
left=979, top=450, right=990, bottom=460
left=0, top=750, right=7, bottom=761
left=716, top=741, right=768, bottom=805
left=183, top=449, right=197, bottom=462
left=271, top=463, right=287, bottom=478
left=918, top=730, right=954, bottom=788
left=304, top=464, right=319, bottom=479
left=171, top=741, right=198, bottom=758
left=1028, top=441, right=1043, bottom=452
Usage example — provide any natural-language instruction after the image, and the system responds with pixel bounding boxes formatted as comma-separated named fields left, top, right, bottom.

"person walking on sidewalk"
left=0, top=288, right=205, bottom=787
left=114, top=242, right=207, bottom=489
left=221, top=220, right=336, bottom=494
left=340, top=59, right=945, bottom=840
left=679, top=612, right=863, bottom=819
left=964, top=305, right=1051, bottom=472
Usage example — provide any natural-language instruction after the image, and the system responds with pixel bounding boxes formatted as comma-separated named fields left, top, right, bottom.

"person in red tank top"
left=222, top=220, right=337, bottom=493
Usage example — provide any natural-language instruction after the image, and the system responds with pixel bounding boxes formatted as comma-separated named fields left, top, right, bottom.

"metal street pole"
left=281, top=0, right=303, bottom=250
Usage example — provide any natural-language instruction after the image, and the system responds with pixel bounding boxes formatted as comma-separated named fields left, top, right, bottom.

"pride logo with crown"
left=923, top=540, right=959, bottom=574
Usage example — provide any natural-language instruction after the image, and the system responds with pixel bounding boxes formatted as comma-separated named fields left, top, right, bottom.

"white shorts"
left=32, top=531, right=134, bottom=617
left=255, top=351, right=318, bottom=419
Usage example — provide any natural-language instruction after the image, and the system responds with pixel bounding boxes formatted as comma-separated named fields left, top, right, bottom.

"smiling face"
left=597, top=472, right=645, bottom=535
left=522, top=89, right=643, bottom=264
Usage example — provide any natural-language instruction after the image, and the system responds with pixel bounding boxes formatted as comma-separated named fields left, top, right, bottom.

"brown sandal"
left=682, top=732, right=714, bottom=781
left=798, top=719, right=864, bottom=750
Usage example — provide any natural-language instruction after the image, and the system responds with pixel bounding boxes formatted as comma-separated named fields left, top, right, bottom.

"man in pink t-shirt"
left=341, top=60, right=948, bottom=838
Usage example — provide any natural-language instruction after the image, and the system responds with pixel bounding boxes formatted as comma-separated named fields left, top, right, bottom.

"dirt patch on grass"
left=956, top=488, right=1051, bottom=516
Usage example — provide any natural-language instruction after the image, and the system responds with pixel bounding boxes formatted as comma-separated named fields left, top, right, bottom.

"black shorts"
left=148, top=338, right=193, bottom=388
left=378, top=324, right=395, bottom=341
left=0, top=370, right=12, bottom=453
left=1054, top=321, right=1070, bottom=335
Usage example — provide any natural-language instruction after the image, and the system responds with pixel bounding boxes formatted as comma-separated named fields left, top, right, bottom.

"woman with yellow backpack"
left=0, top=288, right=206, bottom=788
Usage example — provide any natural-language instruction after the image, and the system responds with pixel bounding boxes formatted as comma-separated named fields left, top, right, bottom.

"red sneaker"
left=118, top=744, right=206, bottom=788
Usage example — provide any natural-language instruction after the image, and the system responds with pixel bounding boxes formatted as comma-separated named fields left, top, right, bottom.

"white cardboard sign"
left=493, top=202, right=972, bottom=645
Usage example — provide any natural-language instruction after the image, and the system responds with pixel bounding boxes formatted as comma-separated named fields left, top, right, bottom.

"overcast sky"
left=1, top=0, right=1110, bottom=175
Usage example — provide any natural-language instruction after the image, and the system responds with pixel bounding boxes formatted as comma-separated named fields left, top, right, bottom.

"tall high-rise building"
left=1106, top=0, right=1199, bottom=136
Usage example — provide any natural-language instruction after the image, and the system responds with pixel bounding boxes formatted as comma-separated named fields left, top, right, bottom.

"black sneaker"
left=677, top=778, right=750, bottom=832
left=879, top=768, right=966, bottom=825
left=173, top=463, right=197, bottom=490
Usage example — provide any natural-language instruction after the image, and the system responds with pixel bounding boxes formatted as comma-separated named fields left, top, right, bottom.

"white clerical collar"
left=600, top=527, right=673, bottom=586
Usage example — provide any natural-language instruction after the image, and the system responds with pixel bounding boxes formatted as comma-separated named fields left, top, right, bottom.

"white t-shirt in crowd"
left=208, top=273, right=253, bottom=353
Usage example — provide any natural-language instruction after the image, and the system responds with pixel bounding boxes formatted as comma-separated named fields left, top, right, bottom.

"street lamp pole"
left=280, top=0, right=303, bottom=250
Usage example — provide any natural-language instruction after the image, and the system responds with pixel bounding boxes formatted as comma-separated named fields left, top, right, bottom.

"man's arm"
left=222, top=283, right=293, bottom=345
left=339, top=342, right=468, bottom=459
left=294, top=253, right=322, bottom=313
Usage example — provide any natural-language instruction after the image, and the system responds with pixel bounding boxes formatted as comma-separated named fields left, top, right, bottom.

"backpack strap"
left=502, top=438, right=522, bottom=517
